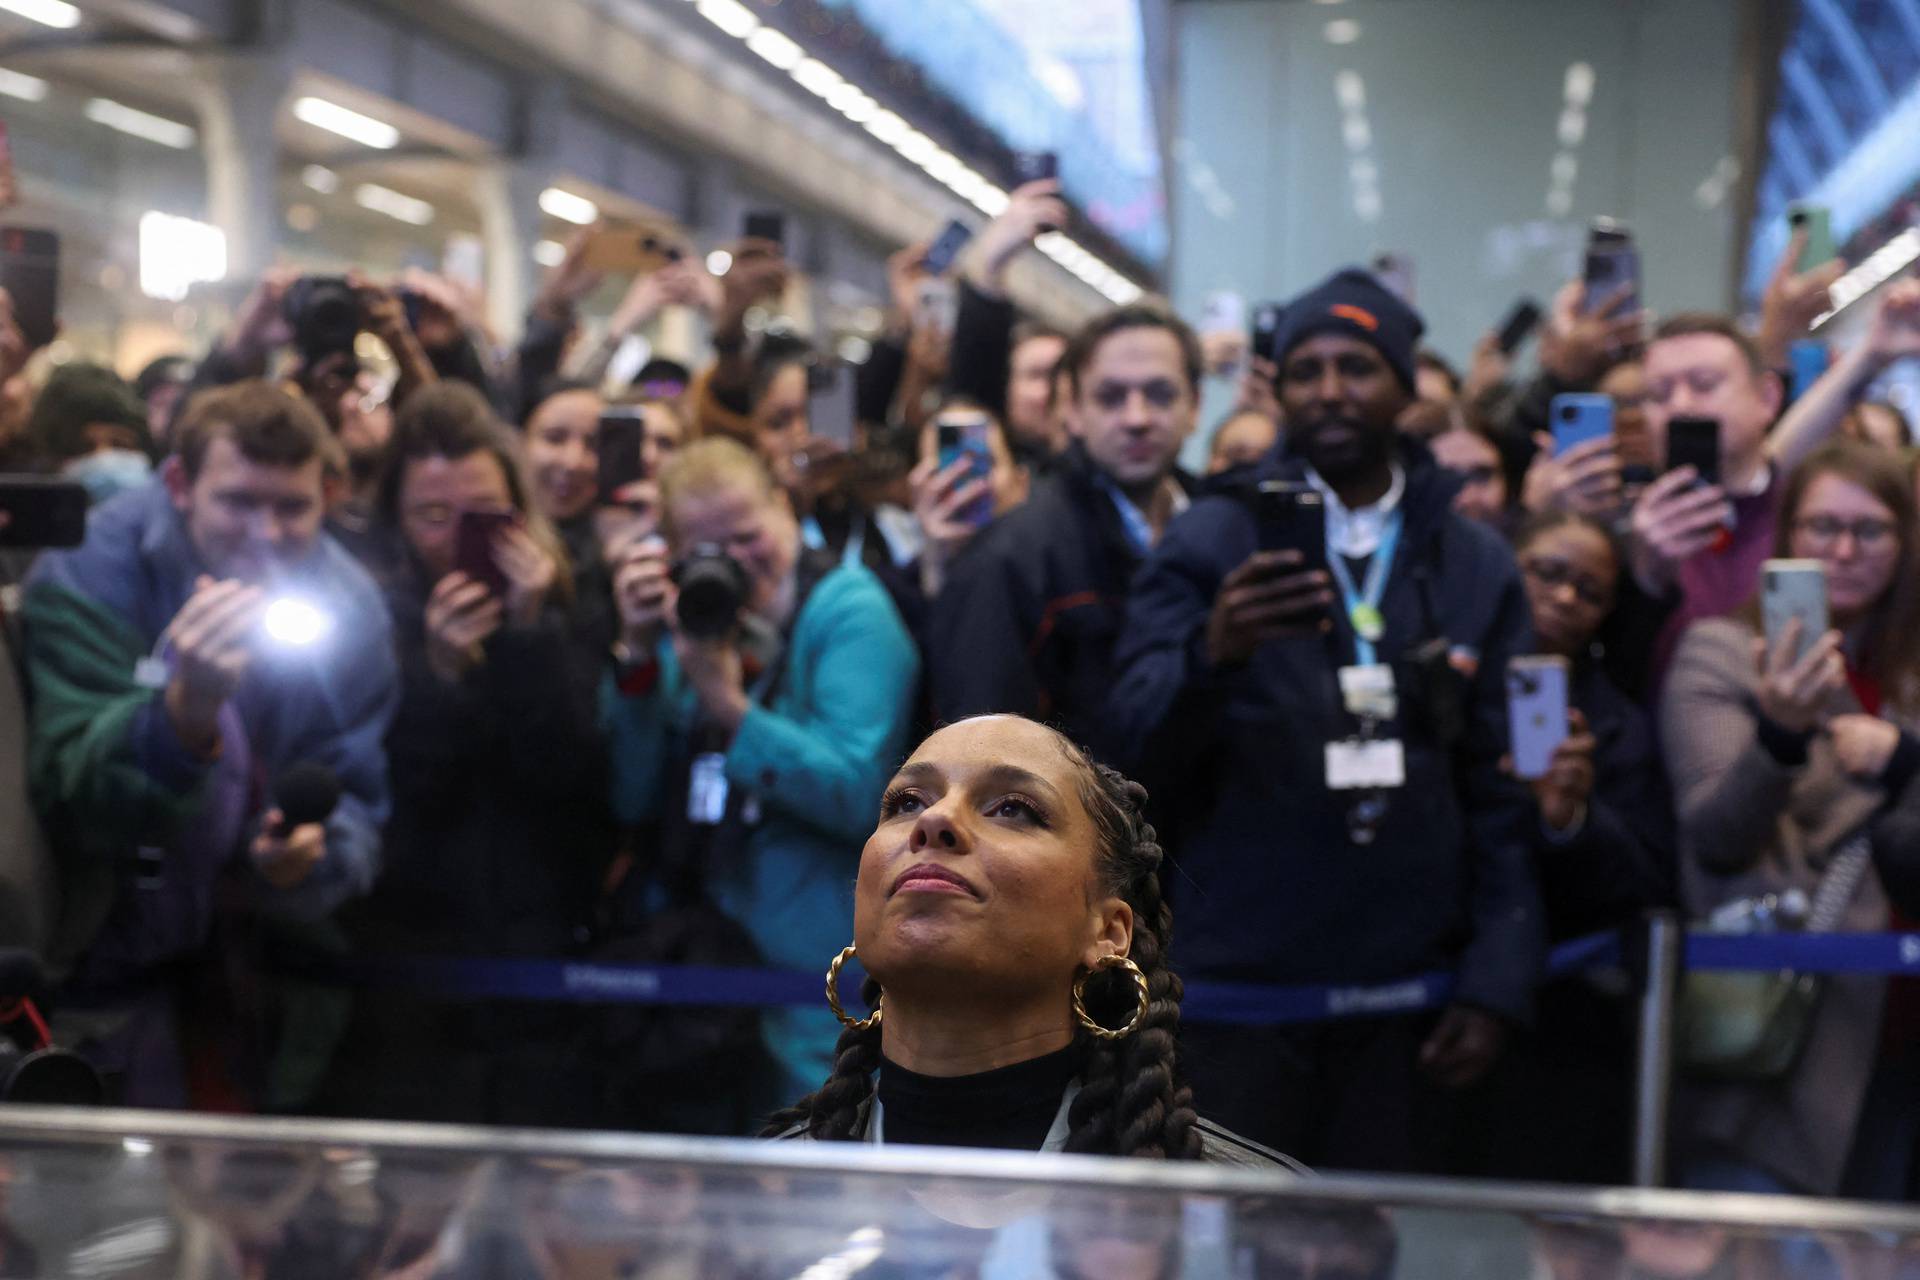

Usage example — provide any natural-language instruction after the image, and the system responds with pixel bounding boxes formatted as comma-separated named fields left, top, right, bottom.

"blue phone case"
left=1550, top=393, right=1615, bottom=456
left=937, top=437, right=995, bottom=528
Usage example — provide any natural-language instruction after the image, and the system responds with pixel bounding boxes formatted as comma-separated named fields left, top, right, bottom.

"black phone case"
left=1666, top=419, right=1721, bottom=486
left=597, top=416, right=648, bottom=501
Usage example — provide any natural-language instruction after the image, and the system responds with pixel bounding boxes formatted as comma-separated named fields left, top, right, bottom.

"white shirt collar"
left=1304, top=464, right=1406, bottom=559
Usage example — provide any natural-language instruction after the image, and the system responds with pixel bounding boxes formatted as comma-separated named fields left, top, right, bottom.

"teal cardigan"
left=603, top=564, right=918, bottom=1100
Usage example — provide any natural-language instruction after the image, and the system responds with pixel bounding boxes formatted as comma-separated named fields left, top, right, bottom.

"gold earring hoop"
left=825, top=944, right=882, bottom=1032
left=1073, top=954, right=1150, bottom=1041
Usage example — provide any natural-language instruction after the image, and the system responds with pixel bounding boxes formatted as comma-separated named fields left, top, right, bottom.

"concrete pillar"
left=187, top=48, right=292, bottom=281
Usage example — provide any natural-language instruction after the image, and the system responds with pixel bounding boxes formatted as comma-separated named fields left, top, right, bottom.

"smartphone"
left=935, top=410, right=996, bottom=529
left=1789, top=339, right=1830, bottom=400
left=1789, top=204, right=1836, bottom=273
left=921, top=219, right=973, bottom=277
left=582, top=220, right=684, bottom=275
left=1012, top=150, right=1059, bottom=185
left=1495, top=298, right=1544, bottom=355
left=0, top=227, right=58, bottom=348
left=1254, top=480, right=1327, bottom=565
left=1550, top=393, right=1614, bottom=456
left=808, top=359, right=855, bottom=445
left=1371, top=252, right=1415, bottom=303
left=1582, top=220, right=1639, bottom=317
left=742, top=210, right=786, bottom=249
left=0, top=477, right=87, bottom=549
left=1665, top=416, right=1721, bottom=487
left=597, top=408, right=648, bottom=504
left=1507, top=655, right=1570, bottom=781
left=454, top=510, right=515, bottom=597
left=1250, top=303, right=1285, bottom=364
left=1762, top=559, right=1829, bottom=666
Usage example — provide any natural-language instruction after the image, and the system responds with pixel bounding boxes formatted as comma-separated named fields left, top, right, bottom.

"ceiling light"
left=1564, top=62, right=1596, bottom=106
left=863, top=110, right=908, bottom=145
left=920, top=149, right=962, bottom=182
left=791, top=58, right=843, bottom=97
left=695, top=0, right=758, bottom=39
left=533, top=239, right=566, bottom=268
left=138, top=211, right=226, bottom=302
left=747, top=27, right=803, bottom=70
left=706, top=249, right=733, bottom=276
left=84, top=98, right=196, bottom=149
left=1325, top=19, right=1361, bottom=45
left=832, top=86, right=878, bottom=123
left=354, top=182, right=434, bottom=226
left=1557, top=107, right=1587, bottom=148
left=969, top=186, right=1010, bottom=217
left=301, top=164, right=339, bottom=194
left=291, top=96, right=399, bottom=150
left=0, top=67, right=49, bottom=101
left=1551, top=152, right=1579, bottom=186
left=1334, top=71, right=1366, bottom=113
left=538, top=187, right=598, bottom=225
left=0, top=0, right=80, bottom=29
left=1349, top=157, right=1378, bottom=185
left=1354, top=189, right=1383, bottom=222
left=894, top=130, right=938, bottom=165
left=1342, top=117, right=1371, bottom=152
left=1546, top=188, right=1574, bottom=217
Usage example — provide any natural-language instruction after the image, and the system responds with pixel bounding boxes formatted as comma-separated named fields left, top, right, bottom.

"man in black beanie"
left=1106, top=267, right=1545, bottom=1173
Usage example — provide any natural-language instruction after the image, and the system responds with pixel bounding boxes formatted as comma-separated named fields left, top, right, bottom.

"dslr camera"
left=671, top=544, right=751, bottom=641
left=282, top=275, right=362, bottom=359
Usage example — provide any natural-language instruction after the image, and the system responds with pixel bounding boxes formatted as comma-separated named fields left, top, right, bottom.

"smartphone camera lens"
left=1559, top=405, right=1577, bottom=422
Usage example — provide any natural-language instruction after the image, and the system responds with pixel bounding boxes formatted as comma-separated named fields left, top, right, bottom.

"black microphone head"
left=275, top=761, right=343, bottom=830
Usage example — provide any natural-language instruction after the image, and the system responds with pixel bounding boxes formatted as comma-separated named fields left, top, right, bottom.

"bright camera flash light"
left=263, top=597, right=332, bottom=647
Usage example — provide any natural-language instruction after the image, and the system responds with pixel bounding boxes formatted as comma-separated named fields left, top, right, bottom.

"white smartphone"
left=1761, top=559, right=1829, bottom=666
left=1507, top=655, right=1570, bottom=781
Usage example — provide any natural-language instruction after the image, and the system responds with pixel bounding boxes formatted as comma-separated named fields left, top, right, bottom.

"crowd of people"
left=3, top=168, right=1920, bottom=1199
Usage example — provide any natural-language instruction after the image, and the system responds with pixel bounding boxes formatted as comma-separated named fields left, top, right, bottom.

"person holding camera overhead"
left=322, top=381, right=612, bottom=1126
left=1661, top=440, right=1920, bottom=1198
left=604, top=437, right=917, bottom=1108
left=20, top=381, right=398, bottom=1108
left=1107, top=268, right=1545, bottom=1173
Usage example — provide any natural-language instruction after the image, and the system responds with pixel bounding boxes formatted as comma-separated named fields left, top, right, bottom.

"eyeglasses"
left=1520, top=555, right=1613, bottom=609
left=1794, top=514, right=1897, bottom=551
left=1088, top=379, right=1184, bottom=412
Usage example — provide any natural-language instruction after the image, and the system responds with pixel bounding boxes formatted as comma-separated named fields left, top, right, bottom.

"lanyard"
left=1325, top=508, right=1402, bottom=667
left=801, top=513, right=866, bottom=570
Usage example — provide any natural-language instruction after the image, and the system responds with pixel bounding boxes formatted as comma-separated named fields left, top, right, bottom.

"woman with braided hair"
left=765, top=714, right=1298, bottom=1166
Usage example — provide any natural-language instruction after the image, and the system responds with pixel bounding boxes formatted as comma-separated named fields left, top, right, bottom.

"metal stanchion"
left=1631, top=912, right=1682, bottom=1187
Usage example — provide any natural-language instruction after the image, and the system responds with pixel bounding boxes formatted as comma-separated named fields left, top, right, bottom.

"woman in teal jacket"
left=603, top=437, right=918, bottom=1107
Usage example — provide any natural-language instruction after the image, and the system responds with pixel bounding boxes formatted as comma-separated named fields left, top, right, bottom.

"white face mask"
left=63, top=448, right=153, bottom=503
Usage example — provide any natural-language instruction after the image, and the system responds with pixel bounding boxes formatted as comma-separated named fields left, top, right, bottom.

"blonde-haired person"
left=606, top=437, right=918, bottom=1112
left=1662, top=440, right=1920, bottom=1197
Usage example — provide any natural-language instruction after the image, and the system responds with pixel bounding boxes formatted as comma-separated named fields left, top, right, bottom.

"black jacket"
left=927, top=443, right=1188, bottom=752
left=1534, top=658, right=1675, bottom=939
left=1106, top=442, right=1547, bottom=1022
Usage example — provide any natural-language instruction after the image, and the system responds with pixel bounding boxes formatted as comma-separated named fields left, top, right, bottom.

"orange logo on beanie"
left=1329, top=304, right=1379, bottom=331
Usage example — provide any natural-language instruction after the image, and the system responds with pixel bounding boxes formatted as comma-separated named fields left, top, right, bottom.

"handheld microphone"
left=272, top=761, right=342, bottom=836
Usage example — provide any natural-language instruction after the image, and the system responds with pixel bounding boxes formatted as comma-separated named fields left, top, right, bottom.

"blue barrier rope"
left=314, top=932, right=1920, bottom=1027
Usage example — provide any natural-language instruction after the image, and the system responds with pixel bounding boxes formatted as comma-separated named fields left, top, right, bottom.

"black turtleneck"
left=875, top=1043, right=1082, bottom=1150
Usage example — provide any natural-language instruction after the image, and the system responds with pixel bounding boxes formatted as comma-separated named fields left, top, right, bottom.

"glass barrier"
left=0, top=1105, right=1914, bottom=1277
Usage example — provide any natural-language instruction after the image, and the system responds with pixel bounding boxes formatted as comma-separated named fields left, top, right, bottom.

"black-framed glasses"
left=1520, top=554, right=1613, bottom=609
left=1794, top=514, right=1897, bottom=551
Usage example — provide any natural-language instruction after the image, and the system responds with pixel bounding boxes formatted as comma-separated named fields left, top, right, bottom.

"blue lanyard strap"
left=1324, top=509, right=1402, bottom=666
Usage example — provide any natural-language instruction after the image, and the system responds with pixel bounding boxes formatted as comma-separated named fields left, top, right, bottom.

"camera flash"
left=263, top=597, right=332, bottom=648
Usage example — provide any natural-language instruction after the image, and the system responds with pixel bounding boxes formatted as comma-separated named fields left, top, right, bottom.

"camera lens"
left=671, top=545, right=750, bottom=641
left=1560, top=405, right=1577, bottom=422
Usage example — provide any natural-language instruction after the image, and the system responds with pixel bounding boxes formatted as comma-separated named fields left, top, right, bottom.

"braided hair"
left=762, top=724, right=1203, bottom=1159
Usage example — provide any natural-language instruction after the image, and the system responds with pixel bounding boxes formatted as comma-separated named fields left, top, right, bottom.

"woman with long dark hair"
left=766, top=713, right=1293, bottom=1164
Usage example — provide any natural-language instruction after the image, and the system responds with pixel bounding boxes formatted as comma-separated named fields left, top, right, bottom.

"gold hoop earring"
left=1073, top=954, right=1150, bottom=1041
left=825, top=944, right=881, bottom=1032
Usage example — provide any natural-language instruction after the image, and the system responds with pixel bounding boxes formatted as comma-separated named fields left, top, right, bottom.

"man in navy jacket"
left=1108, top=269, right=1545, bottom=1171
